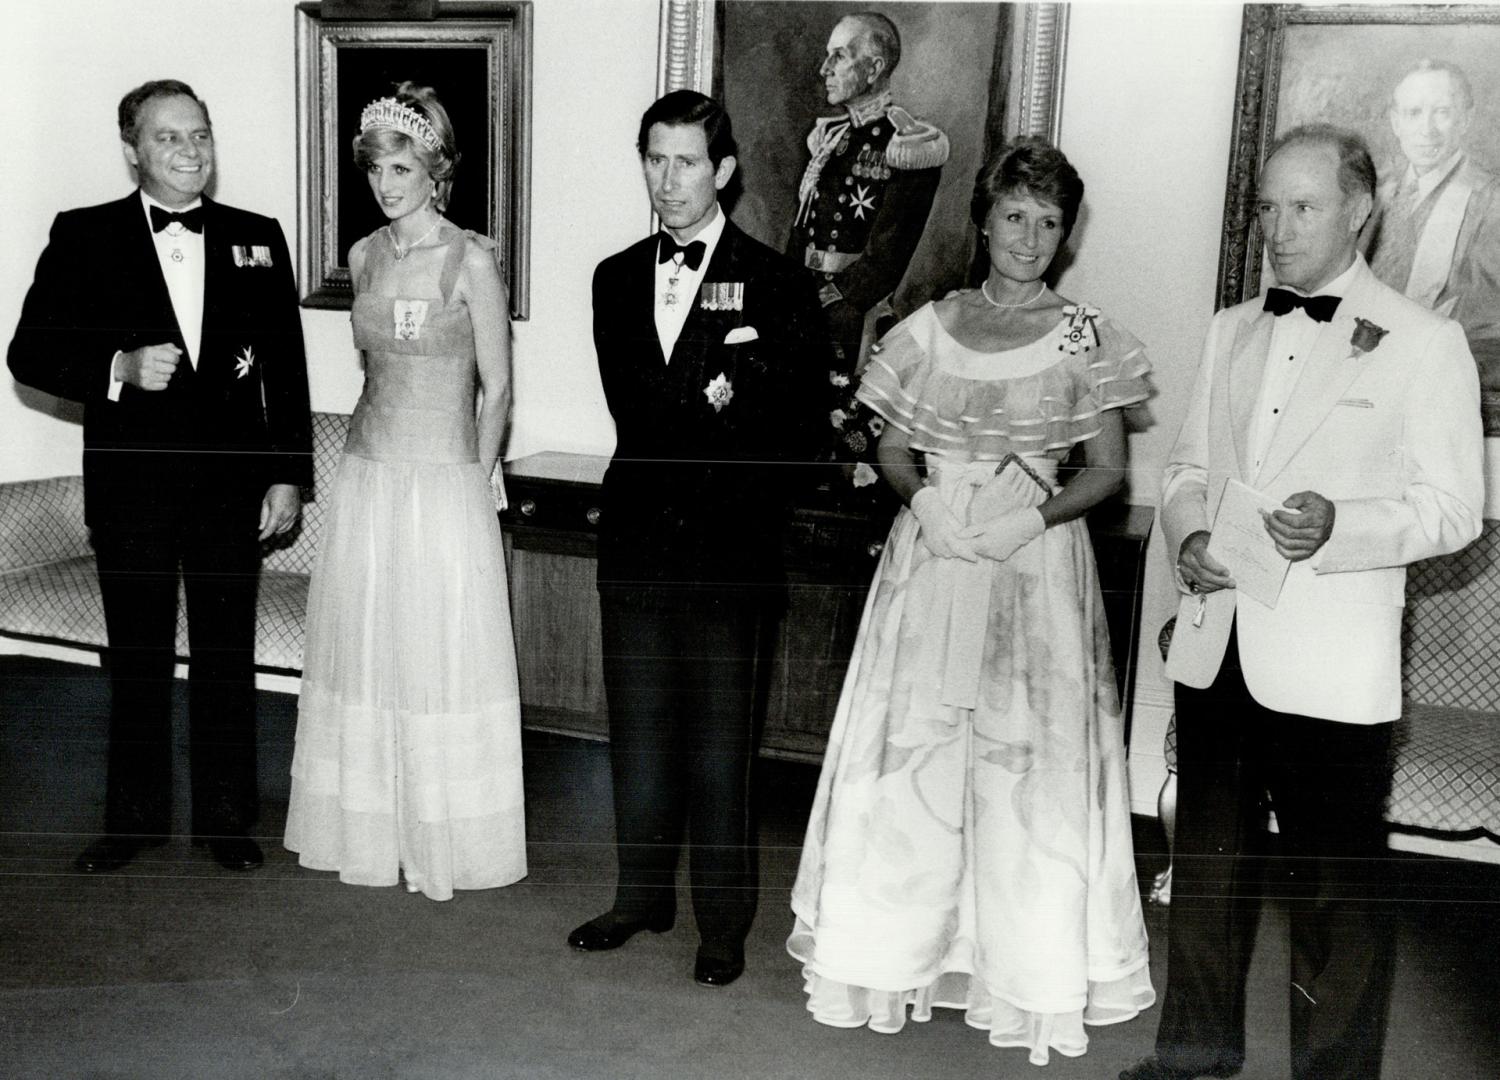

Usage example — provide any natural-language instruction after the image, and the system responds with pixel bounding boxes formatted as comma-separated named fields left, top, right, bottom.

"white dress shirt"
left=654, top=205, right=726, bottom=363
left=1247, top=257, right=1362, bottom=477
left=108, top=190, right=206, bottom=400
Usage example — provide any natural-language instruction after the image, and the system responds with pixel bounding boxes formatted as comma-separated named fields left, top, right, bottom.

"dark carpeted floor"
left=0, top=655, right=1495, bottom=1079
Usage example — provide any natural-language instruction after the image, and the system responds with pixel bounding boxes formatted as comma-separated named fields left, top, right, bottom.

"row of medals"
left=663, top=257, right=744, bottom=312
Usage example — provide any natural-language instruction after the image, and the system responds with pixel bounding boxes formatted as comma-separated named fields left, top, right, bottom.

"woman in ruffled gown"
left=788, top=139, right=1154, bottom=1064
left=284, top=83, right=526, bottom=900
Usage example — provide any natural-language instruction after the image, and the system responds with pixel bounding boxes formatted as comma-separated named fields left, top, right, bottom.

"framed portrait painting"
left=294, top=2, right=532, bottom=317
left=1221, top=3, right=1500, bottom=431
left=655, top=1, right=1068, bottom=317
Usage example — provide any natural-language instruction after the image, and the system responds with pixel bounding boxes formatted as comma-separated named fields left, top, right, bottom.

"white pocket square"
left=724, top=326, right=759, bottom=345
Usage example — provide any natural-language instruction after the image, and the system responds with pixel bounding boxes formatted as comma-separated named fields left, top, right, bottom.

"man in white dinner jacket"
left=1122, top=124, right=1483, bottom=1080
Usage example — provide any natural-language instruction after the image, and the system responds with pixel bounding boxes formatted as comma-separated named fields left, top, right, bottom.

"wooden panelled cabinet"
left=500, top=454, right=1153, bottom=761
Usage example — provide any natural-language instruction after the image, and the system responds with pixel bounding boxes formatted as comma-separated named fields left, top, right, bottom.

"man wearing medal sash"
left=7, top=79, right=311, bottom=875
left=568, top=90, right=826, bottom=989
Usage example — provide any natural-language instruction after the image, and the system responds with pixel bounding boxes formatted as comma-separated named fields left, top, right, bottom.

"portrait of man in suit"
left=1363, top=58, right=1500, bottom=394
left=1125, top=124, right=1484, bottom=1080
left=566, top=89, right=825, bottom=989
left=7, top=79, right=313, bottom=876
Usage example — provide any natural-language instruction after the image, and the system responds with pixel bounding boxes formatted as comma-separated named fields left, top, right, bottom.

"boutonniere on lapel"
left=234, top=346, right=256, bottom=380
left=231, top=244, right=274, bottom=268
left=1349, top=317, right=1389, bottom=359
left=703, top=372, right=735, bottom=413
left=700, top=281, right=745, bottom=311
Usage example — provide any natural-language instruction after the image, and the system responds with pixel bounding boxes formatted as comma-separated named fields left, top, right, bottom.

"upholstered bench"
left=0, top=411, right=351, bottom=691
left=1391, top=521, right=1500, bottom=862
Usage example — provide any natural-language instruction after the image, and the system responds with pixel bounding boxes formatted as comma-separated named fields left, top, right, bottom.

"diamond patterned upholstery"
left=1403, top=522, right=1500, bottom=709
left=1388, top=703, right=1500, bottom=836
left=0, top=475, right=90, bottom=572
left=1393, top=521, right=1500, bottom=840
left=0, top=412, right=348, bottom=671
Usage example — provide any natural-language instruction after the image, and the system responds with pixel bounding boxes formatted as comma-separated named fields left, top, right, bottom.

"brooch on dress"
left=393, top=299, right=430, bottom=342
left=1058, top=304, right=1102, bottom=354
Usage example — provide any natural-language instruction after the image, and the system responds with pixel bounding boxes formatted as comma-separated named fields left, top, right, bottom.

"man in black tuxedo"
left=567, top=90, right=826, bottom=987
left=8, top=79, right=312, bottom=873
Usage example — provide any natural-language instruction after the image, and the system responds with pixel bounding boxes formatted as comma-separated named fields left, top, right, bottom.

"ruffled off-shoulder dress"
left=788, top=300, right=1155, bottom=1065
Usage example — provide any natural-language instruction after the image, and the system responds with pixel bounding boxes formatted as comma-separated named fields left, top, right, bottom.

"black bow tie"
left=1264, top=288, right=1340, bottom=323
left=658, top=234, right=706, bottom=271
left=150, top=205, right=204, bottom=234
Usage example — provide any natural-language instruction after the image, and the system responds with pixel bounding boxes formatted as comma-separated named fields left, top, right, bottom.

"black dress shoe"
left=693, top=944, right=745, bottom=988
left=73, top=835, right=166, bottom=874
left=193, top=835, right=264, bottom=871
left=1118, top=1057, right=1240, bottom=1080
left=568, top=910, right=675, bottom=952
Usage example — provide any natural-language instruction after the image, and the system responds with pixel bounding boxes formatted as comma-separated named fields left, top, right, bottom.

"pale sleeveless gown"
left=285, top=226, right=526, bottom=900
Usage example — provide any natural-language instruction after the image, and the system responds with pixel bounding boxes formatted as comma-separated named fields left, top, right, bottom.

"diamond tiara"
left=359, top=97, right=442, bottom=152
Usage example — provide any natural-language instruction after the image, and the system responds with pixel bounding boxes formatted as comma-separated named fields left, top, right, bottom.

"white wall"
left=1055, top=0, right=1247, bottom=813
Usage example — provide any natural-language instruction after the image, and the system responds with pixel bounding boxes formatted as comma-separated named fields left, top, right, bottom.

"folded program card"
left=1206, top=478, right=1291, bottom=608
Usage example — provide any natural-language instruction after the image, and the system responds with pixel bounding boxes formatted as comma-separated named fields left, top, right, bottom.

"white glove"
left=957, top=507, right=1045, bottom=562
left=910, top=486, right=978, bottom=561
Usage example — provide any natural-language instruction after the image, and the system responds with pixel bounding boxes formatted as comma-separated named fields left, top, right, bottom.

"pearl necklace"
left=389, top=216, right=442, bottom=260
left=981, top=279, right=1046, bottom=308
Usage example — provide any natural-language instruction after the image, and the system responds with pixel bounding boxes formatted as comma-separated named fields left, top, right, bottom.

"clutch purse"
left=967, top=453, right=1053, bottom=524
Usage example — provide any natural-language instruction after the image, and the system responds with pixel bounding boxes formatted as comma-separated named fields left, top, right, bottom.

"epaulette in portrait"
left=884, top=106, right=950, bottom=170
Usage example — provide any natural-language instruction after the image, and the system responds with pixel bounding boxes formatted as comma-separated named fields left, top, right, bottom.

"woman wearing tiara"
left=788, top=139, right=1155, bottom=1064
left=285, top=82, right=526, bottom=900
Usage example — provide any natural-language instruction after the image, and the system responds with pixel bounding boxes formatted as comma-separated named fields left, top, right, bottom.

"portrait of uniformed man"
left=789, top=10, right=950, bottom=372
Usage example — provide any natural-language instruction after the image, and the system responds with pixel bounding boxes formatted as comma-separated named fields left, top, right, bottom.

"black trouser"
left=1156, top=625, right=1396, bottom=1080
left=598, top=587, right=769, bottom=949
left=91, top=499, right=261, bottom=837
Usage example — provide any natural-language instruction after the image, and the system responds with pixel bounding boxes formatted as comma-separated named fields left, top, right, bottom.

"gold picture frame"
left=1220, top=3, right=1500, bottom=430
left=294, top=1, right=532, bottom=317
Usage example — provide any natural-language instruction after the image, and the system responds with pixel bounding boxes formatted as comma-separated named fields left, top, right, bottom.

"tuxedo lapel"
left=626, top=239, right=667, bottom=367
left=114, top=194, right=182, bottom=346
left=198, top=199, right=234, bottom=386
left=1227, top=311, right=1273, bottom=481
left=1255, top=266, right=1376, bottom=487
